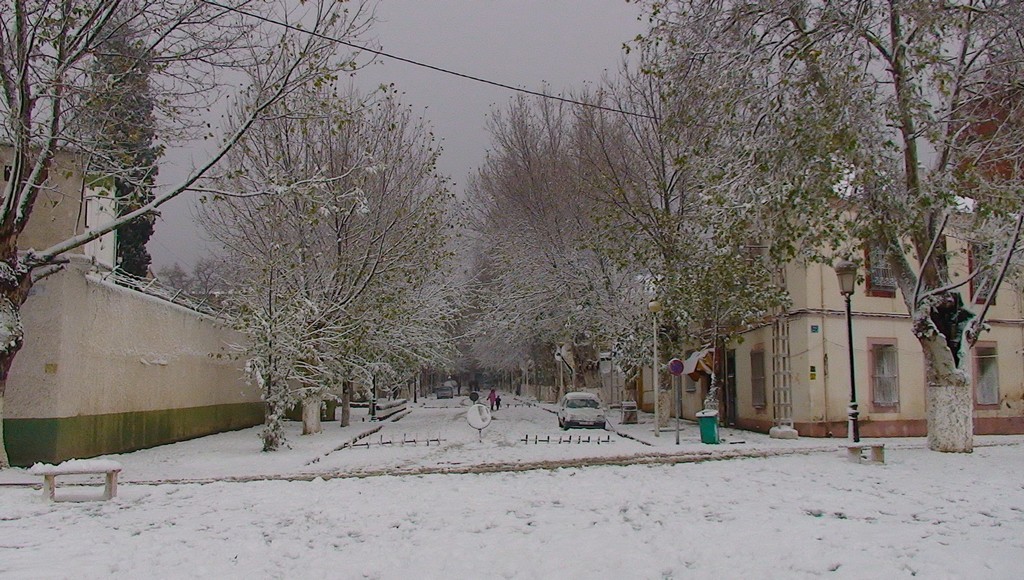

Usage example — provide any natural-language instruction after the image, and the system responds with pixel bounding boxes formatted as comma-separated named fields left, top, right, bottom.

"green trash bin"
left=696, top=409, right=720, bottom=444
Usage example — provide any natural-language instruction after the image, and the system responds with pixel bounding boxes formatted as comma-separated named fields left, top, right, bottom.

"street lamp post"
left=649, top=299, right=662, bottom=437
left=555, top=350, right=564, bottom=402
left=370, top=374, right=377, bottom=421
left=834, top=260, right=860, bottom=443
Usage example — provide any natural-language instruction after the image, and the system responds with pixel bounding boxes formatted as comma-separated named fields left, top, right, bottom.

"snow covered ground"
left=2, top=395, right=1023, bottom=578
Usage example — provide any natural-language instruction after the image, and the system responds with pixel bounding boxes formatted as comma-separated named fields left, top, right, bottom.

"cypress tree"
left=85, top=20, right=162, bottom=277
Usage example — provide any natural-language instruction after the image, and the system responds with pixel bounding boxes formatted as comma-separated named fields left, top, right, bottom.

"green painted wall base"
left=3, top=402, right=265, bottom=467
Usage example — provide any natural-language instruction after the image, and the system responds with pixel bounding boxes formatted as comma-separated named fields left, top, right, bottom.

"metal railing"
left=97, top=267, right=227, bottom=319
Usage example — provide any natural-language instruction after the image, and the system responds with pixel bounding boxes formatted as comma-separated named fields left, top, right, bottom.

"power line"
left=200, top=0, right=659, bottom=121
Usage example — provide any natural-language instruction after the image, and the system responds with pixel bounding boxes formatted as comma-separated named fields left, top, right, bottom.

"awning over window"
left=682, top=347, right=714, bottom=381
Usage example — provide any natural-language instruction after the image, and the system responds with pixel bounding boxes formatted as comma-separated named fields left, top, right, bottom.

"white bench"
left=620, top=401, right=638, bottom=424
left=372, top=399, right=408, bottom=421
left=847, top=443, right=885, bottom=464
left=28, top=459, right=123, bottom=501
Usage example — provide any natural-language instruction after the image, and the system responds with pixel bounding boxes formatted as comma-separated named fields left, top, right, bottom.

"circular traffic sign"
left=668, top=358, right=685, bottom=376
left=466, top=404, right=492, bottom=430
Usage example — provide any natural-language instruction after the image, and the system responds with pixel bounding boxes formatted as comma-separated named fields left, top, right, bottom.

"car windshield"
left=566, top=398, right=599, bottom=409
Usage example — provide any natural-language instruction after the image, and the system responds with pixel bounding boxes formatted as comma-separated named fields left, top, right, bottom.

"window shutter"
left=872, top=344, right=899, bottom=407
left=976, top=347, right=999, bottom=406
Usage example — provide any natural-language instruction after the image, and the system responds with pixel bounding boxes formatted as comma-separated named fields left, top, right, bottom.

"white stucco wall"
left=7, top=259, right=256, bottom=419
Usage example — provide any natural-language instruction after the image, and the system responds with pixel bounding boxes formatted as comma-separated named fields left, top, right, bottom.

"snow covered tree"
left=569, top=55, right=788, bottom=424
left=636, top=0, right=1024, bottom=451
left=202, top=86, right=458, bottom=447
left=0, top=0, right=374, bottom=468
left=467, top=94, right=646, bottom=401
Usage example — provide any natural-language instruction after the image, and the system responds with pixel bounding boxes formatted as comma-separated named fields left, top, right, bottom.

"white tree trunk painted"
left=301, top=395, right=323, bottom=436
left=657, top=389, right=672, bottom=429
left=921, top=335, right=973, bottom=453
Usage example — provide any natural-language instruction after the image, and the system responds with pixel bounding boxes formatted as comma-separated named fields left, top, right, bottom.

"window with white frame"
left=870, top=341, right=899, bottom=409
left=750, top=349, right=766, bottom=408
left=974, top=345, right=999, bottom=406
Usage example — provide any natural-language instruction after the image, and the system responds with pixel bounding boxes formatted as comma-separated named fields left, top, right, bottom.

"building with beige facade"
left=672, top=246, right=1024, bottom=438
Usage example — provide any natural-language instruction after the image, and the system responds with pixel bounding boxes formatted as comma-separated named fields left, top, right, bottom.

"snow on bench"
left=371, top=399, right=408, bottom=421
left=28, top=459, right=123, bottom=501
left=846, top=443, right=885, bottom=464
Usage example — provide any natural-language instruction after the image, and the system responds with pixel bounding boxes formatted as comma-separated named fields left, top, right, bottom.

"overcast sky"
left=148, top=0, right=647, bottom=271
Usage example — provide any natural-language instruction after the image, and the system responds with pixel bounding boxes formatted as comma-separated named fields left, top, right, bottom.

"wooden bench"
left=28, top=459, right=123, bottom=502
left=847, top=443, right=885, bottom=464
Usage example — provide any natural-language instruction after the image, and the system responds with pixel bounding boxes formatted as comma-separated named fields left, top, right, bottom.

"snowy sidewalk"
left=0, top=408, right=385, bottom=486
left=3, top=422, right=1023, bottom=579
left=3, top=397, right=1024, bottom=579
left=4, top=397, right=1023, bottom=486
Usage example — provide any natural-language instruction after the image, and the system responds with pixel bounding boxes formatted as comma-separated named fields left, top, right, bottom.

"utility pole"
left=649, top=300, right=662, bottom=437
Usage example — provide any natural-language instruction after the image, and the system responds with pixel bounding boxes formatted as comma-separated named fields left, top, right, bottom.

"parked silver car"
left=557, top=392, right=606, bottom=430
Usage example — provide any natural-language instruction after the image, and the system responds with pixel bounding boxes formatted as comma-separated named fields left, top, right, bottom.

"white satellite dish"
left=467, top=403, right=492, bottom=434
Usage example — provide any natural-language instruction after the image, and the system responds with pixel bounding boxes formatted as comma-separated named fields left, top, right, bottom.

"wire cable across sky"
left=200, top=0, right=659, bottom=121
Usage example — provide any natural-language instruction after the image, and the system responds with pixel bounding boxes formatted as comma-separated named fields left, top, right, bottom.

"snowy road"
left=2, top=396, right=1023, bottom=578
left=312, top=397, right=654, bottom=476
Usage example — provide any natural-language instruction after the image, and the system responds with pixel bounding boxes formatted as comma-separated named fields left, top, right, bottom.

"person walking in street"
left=495, top=394, right=502, bottom=410
left=487, top=388, right=498, bottom=411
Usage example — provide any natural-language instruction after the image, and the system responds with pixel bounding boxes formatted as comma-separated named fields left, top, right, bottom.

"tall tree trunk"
left=0, top=385, right=8, bottom=468
left=260, top=376, right=287, bottom=452
left=570, top=343, right=586, bottom=392
left=657, top=387, right=672, bottom=429
left=892, top=237, right=975, bottom=453
left=340, top=381, right=351, bottom=427
left=0, top=272, right=32, bottom=468
left=921, top=334, right=973, bottom=452
left=301, top=394, right=323, bottom=435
